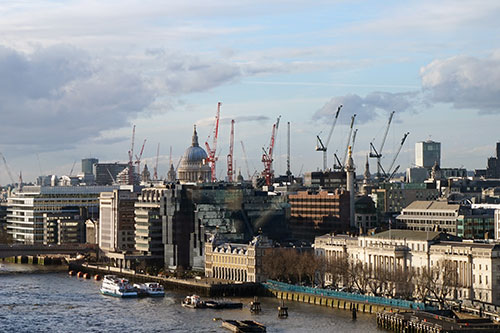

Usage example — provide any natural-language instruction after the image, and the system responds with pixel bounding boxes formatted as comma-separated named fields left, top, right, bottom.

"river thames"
left=0, top=264, right=383, bottom=332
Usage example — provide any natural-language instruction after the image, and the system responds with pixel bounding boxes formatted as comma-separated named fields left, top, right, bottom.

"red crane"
left=127, top=125, right=136, bottom=185
left=205, top=102, right=221, bottom=182
left=261, top=116, right=281, bottom=186
left=227, top=119, right=235, bottom=182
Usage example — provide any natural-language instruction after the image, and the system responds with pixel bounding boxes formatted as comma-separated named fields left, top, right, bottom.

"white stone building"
left=204, top=234, right=272, bottom=283
left=315, top=230, right=500, bottom=305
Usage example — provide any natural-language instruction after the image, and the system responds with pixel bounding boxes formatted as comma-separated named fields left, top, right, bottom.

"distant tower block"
left=415, top=140, right=440, bottom=169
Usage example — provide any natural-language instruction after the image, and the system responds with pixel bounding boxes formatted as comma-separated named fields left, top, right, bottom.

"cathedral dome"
left=177, top=125, right=211, bottom=183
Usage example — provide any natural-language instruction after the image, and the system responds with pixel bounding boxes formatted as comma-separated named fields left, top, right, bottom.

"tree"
left=349, top=261, right=370, bottom=294
left=414, top=260, right=461, bottom=308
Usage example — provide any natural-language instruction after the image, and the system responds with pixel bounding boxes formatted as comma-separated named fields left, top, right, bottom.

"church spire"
left=364, top=154, right=371, bottom=183
left=192, top=125, right=199, bottom=147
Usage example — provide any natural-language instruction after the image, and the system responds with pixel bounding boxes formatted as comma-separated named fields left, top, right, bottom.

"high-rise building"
left=134, top=186, right=167, bottom=262
left=82, top=158, right=99, bottom=175
left=98, top=188, right=138, bottom=253
left=415, top=140, right=441, bottom=169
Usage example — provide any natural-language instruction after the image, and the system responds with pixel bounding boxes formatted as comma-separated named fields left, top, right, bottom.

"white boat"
left=100, top=275, right=138, bottom=298
left=182, top=295, right=205, bottom=308
left=133, top=282, right=165, bottom=297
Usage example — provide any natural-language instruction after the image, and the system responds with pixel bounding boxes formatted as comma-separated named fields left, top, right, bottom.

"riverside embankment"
left=71, top=262, right=263, bottom=297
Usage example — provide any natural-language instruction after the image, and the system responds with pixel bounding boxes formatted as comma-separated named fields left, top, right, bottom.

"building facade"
left=288, top=189, right=350, bottom=240
left=6, top=185, right=117, bottom=244
left=99, top=188, right=138, bottom=253
left=94, top=163, right=128, bottom=185
left=397, top=200, right=495, bottom=239
left=134, top=186, right=167, bottom=261
left=415, top=140, right=441, bottom=169
left=315, top=230, right=500, bottom=305
left=370, top=183, right=440, bottom=218
left=204, top=234, right=272, bottom=282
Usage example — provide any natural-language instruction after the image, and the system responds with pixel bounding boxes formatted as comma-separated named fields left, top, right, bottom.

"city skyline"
left=1, top=0, right=500, bottom=183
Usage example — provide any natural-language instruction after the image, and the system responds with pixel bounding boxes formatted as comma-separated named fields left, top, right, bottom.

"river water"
left=0, top=263, right=383, bottom=332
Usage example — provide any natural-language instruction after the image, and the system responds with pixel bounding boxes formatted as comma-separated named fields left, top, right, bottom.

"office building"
left=415, top=140, right=441, bottom=169
left=134, top=186, right=167, bottom=262
left=82, top=158, right=99, bottom=175
left=396, top=200, right=495, bottom=239
left=94, top=163, right=128, bottom=185
left=288, top=189, right=350, bottom=240
left=98, top=188, right=138, bottom=253
left=6, top=185, right=117, bottom=244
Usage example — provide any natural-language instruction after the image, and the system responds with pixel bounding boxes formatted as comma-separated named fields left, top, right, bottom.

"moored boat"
left=133, top=282, right=165, bottom=297
left=100, top=275, right=138, bottom=298
left=182, top=295, right=205, bottom=308
left=221, top=319, right=266, bottom=332
left=205, top=300, right=243, bottom=309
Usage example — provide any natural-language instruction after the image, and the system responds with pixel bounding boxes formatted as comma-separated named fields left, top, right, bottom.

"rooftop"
left=403, top=200, right=460, bottom=211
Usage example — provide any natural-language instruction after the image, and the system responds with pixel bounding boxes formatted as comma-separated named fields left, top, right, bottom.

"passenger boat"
left=134, top=282, right=165, bottom=297
left=100, top=275, right=138, bottom=298
left=182, top=295, right=205, bottom=308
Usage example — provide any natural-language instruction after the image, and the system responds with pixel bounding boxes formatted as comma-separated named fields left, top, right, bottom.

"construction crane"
left=351, top=129, right=358, bottom=153
left=240, top=141, right=251, bottom=179
left=135, top=138, right=147, bottom=175
left=370, top=111, right=395, bottom=178
left=205, top=102, right=221, bottom=182
left=153, top=143, right=160, bottom=181
left=342, top=114, right=357, bottom=166
left=316, top=105, right=342, bottom=171
left=261, top=116, right=281, bottom=186
left=127, top=125, right=136, bottom=185
left=227, top=119, right=235, bottom=182
left=0, top=152, right=16, bottom=185
left=386, top=132, right=410, bottom=176
left=69, top=160, right=77, bottom=177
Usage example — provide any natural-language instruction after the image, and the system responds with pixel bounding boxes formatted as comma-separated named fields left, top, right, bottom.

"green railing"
left=264, top=280, right=434, bottom=311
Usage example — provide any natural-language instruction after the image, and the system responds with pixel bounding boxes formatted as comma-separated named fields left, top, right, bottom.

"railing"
left=264, top=280, right=434, bottom=311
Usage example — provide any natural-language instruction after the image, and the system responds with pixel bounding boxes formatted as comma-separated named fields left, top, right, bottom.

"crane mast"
left=316, top=105, right=342, bottom=171
left=0, top=152, right=16, bottom=185
left=370, top=111, right=395, bottom=179
left=135, top=139, right=147, bottom=175
left=127, top=125, right=136, bottom=185
left=262, top=116, right=281, bottom=186
left=205, top=102, right=221, bottom=182
left=386, top=132, right=410, bottom=176
left=227, top=119, right=235, bottom=182
left=342, top=114, right=357, bottom=166
left=240, top=141, right=251, bottom=179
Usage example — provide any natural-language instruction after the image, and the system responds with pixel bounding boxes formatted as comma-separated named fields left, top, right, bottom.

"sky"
left=1, top=0, right=500, bottom=184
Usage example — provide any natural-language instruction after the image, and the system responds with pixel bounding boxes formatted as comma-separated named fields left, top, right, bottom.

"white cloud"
left=0, top=44, right=156, bottom=150
left=420, top=53, right=500, bottom=113
left=313, top=91, right=419, bottom=125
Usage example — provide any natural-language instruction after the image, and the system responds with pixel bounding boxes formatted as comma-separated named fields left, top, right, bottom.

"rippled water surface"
left=0, top=264, right=383, bottom=332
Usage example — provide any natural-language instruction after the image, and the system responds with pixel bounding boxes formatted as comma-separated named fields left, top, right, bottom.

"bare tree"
left=349, top=261, right=370, bottom=294
left=368, top=266, right=390, bottom=297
